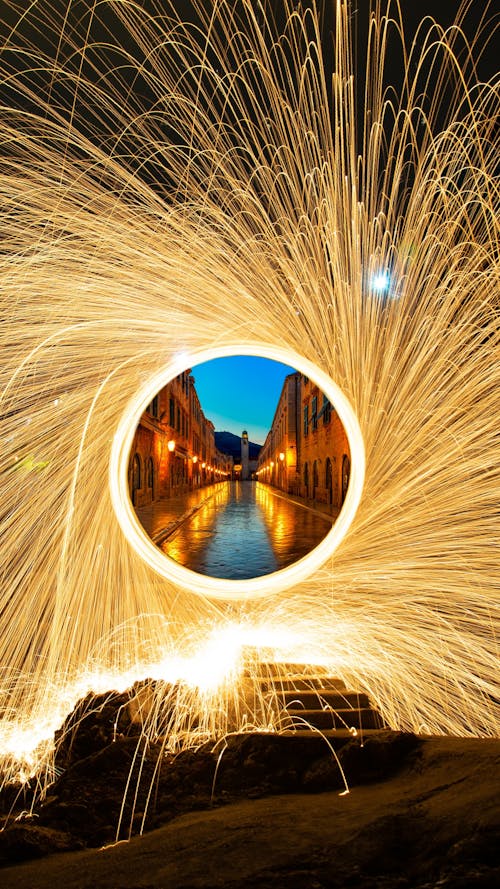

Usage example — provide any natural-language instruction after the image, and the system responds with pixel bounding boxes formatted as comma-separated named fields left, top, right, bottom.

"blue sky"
left=191, top=356, right=295, bottom=444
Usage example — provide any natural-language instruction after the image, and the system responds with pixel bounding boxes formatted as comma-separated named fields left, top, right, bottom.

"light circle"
left=110, top=343, right=365, bottom=601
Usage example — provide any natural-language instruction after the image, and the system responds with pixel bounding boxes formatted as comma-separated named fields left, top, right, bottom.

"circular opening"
left=110, top=344, right=365, bottom=600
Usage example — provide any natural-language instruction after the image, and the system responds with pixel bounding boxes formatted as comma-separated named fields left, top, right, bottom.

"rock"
left=54, top=689, right=139, bottom=769
left=0, top=821, right=82, bottom=865
left=339, top=731, right=421, bottom=785
left=301, top=754, right=345, bottom=791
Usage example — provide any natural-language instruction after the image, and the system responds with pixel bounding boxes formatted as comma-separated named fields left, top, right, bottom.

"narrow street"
left=157, top=481, right=334, bottom=579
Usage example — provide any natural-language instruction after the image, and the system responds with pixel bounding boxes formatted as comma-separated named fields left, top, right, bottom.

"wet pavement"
left=146, top=481, right=335, bottom=579
left=135, top=483, right=226, bottom=544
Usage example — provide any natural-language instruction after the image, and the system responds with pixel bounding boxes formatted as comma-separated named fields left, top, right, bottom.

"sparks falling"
left=0, top=0, right=498, bottom=788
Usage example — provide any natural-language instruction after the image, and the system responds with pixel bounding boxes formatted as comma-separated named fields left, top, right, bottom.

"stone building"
left=300, top=376, right=350, bottom=509
left=257, top=373, right=301, bottom=493
left=129, top=370, right=232, bottom=507
left=257, top=372, right=350, bottom=510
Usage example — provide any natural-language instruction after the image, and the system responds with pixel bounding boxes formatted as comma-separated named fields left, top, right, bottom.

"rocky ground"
left=0, top=689, right=498, bottom=888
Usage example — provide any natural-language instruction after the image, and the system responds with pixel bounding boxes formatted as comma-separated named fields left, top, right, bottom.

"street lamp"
left=192, top=455, right=198, bottom=463
left=167, top=439, right=175, bottom=452
left=279, top=452, right=286, bottom=491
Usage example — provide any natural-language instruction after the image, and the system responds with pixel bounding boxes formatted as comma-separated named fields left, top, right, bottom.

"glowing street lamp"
left=279, top=452, right=285, bottom=462
left=192, top=455, right=198, bottom=463
left=167, top=439, right=176, bottom=452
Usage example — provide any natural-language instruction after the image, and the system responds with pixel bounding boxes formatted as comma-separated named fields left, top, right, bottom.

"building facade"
left=257, top=373, right=301, bottom=493
left=257, top=372, right=351, bottom=511
left=300, top=376, right=350, bottom=508
left=129, top=370, right=233, bottom=507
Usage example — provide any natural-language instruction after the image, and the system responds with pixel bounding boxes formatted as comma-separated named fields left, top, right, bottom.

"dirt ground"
left=0, top=734, right=498, bottom=889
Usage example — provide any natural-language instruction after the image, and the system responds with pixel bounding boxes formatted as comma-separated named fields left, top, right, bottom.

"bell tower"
left=241, top=430, right=249, bottom=480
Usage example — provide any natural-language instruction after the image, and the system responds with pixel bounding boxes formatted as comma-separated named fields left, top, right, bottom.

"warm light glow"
left=167, top=440, right=176, bottom=452
left=112, top=343, right=365, bottom=602
left=192, top=455, right=198, bottom=464
left=279, top=452, right=285, bottom=462
left=0, top=0, right=498, bottom=798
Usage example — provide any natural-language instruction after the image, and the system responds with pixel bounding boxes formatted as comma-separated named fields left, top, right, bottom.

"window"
left=148, top=395, right=159, bottom=418
left=312, top=396, right=318, bottom=431
left=322, top=393, right=331, bottom=425
left=147, top=457, right=154, bottom=489
left=303, top=403, right=309, bottom=436
left=169, top=397, right=175, bottom=428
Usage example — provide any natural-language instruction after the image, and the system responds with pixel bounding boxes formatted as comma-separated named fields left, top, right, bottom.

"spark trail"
left=0, top=0, right=498, bottom=786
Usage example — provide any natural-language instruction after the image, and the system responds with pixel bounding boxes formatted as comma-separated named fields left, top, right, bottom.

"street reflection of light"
left=255, top=483, right=332, bottom=557
left=161, top=484, right=232, bottom=568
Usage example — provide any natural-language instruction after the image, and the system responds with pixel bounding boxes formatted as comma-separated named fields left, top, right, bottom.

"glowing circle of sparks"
left=110, top=343, right=365, bottom=601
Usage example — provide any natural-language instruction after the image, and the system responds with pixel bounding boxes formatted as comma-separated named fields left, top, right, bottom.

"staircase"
left=250, top=662, right=386, bottom=739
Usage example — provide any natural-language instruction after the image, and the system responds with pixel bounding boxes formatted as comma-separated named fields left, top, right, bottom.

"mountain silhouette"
left=214, top=431, right=261, bottom=461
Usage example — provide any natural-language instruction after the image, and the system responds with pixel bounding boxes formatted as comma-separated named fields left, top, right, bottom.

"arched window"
left=132, top=454, right=141, bottom=505
left=341, top=454, right=351, bottom=504
left=325, top=457, right=332, bottom=503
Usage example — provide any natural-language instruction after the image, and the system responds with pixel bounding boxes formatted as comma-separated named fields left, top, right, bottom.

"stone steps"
left=281, top=706, right=385, bottom=731
left=278, top=689, right=371, bottom=709
left=253, top=663, right=386, bottom=736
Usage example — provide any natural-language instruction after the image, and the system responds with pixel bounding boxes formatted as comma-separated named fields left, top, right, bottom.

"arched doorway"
left=303, top=462, right=309, bottom=498
left=313, top=460, right=318, bottom=499
left=341, top=454, right=350, bottom=504
left=132, top=453, right=141, bottom=506
left=325, top=457, right=332, bottom=504
left=147, top=457, right=154, bottom=501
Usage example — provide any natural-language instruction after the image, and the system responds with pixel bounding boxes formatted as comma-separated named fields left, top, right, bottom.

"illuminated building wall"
left=300, top=376, right=350, bottom=508
left=257, top=372, right=300, bottom=493
left=257, top=373, right=350, bottom=509
left=128, top=371, right=230, bottom=504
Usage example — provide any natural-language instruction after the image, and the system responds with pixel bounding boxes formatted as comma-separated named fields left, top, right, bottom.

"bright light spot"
left=371, top=271, right=390, bottom=293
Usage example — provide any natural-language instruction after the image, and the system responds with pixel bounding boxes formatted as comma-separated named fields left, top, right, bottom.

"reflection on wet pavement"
left=160, top=481, right=333, bottom=579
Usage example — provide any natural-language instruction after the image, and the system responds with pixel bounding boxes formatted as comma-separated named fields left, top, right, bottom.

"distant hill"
left=214, top=431, right=261, bottom=461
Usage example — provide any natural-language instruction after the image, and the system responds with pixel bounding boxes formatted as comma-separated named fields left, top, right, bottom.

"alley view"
left=129, top=358, right=351, bottom=579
